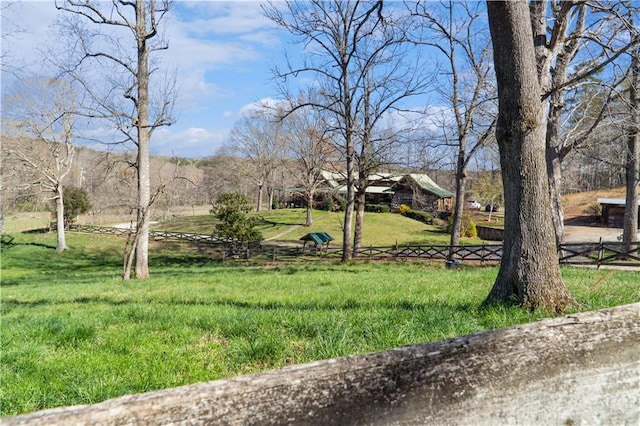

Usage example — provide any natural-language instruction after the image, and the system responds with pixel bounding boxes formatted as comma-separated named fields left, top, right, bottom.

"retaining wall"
left=477, top=225, right=504, bottom=241
left=4, top=303, right=639, bottom=425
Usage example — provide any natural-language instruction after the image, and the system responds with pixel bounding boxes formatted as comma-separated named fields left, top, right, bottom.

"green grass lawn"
left=1, top=231, right=638, bottom=417
left=154, top=208, right=482, bottom=246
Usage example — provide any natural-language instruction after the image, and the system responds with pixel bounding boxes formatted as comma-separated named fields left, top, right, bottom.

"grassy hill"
left=3, top=186, right=627, bottom=244
left=154, top=208, right=484, bottom=247
left=563, top=187, right=627, bottom=222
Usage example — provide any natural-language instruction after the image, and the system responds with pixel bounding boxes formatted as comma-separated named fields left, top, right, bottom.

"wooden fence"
left=68, top=225, right=640, bottom=268
left=70, top=224, right=232, bottom=245
left=5, top=303, right=639, bottom=425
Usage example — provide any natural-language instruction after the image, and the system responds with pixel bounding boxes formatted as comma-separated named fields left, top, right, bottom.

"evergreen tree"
left=62, top=185, right=91, bottom=227
left=212, top=193, right=262, bottom=246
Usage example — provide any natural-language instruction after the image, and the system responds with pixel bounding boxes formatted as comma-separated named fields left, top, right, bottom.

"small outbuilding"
left=300, top=232, right=334, bottom=249
left=597, top=198, right=640, bottom=228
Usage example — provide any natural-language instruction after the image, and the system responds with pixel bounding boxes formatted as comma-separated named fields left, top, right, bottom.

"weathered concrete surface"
left=4, top=303, right=639, bottom=425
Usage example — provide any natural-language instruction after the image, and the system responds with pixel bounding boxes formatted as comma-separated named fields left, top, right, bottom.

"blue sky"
left=2, top=1, right=294, bottom=158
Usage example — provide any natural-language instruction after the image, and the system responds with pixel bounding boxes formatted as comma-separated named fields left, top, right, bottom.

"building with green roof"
left=318, top=170, right=453, bottom=212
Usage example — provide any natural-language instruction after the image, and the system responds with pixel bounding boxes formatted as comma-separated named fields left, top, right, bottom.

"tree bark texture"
left=305, top=191, right=314, bottom=226
left=623, top=43, right=639, bottom=249
left=54, top=185, right=67, bottom=252
left=484, top=0, right=573, bottom=311
left=529, top=1, right=585, bottom=247
left=5, top=303, right=638, bottom=425
left=353, top=187, right=366, bottom=256
left=341, top=73, right=355, bottom=262
left=134, top=0, right=151, bottom=279
left=448, top=154, right=466, bottom=258
left=342, top=154, right=355, bottom=262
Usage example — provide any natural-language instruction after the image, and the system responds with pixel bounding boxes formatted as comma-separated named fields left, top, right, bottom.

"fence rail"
left=70, top=224, right=231, bottom=245
left=68, top=225, right=639, bottom=268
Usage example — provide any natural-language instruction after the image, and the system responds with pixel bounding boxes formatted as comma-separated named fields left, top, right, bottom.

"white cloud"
left=385, top=106, right=455, bottom=134
left=1, top=2, right=59, bottom=75
left=1, top=1, right=290, bottom=158
left=237, top=97, right=290, bottom=118
left=176, top=68, right=232, bottom=113
left=151, top=126, right=229, bottom=157
left=175, top=2, right=272, bottom=36
left=239, top=30, right=281, bottom=48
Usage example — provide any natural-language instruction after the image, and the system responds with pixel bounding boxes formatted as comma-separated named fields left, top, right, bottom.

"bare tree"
left=2, top=78, right=76, bottom=251
left=623, top=40, right=639, bottom=249
left=411, top=0, right=497, bottom=259
left=200, top=153, right=254, bottom=207
left=484, top=0, right=573, bottom=311
left=228, top=109, right=288, bottom=212
left=281, top=107, right=338, bottom=226
left=0, top=1, right=26, bottom=234
left=264, top=0, right=382, bottom=261
left=351, top=44, right=431, bottom=255
left=265, top=1, right=429, bottom=260
left=0, top=1, right=24, bottom=78
left=530, top=1, right=640, bottom=245
left=156, top=160, right=205, bottom=216
left=54, top=0, right=175, bottom=279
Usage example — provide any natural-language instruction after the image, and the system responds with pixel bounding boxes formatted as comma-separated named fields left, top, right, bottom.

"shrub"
left=447, top=214, right=477, bottom=238
left=212, top=193, right=263, bottom=244
left=402, top=209, right=434, bottom=225
left=399, top=204, right=411, bottom=215
left=465, top=220, right=478, bottom=238
left=365, top=204, right=391, bottom=213
left=62, top=186, right=91, bottom=227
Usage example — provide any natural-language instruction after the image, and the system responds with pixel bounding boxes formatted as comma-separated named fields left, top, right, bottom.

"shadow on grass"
left=1, top=294, right=476, bottom=315
left=150, top=253, right=214, bottom=267
left=22, top=228, right=52, bottom=234
left=0, top=240, right=58, bottom=257
left=255, top=216, right=303, bottom=227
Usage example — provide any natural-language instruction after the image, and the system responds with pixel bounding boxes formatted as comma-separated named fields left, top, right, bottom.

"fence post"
left=369, top=245, right=373, bottom=260
left=272, top=246, right=276, bottom=262
left=597, top=237, right=603, bottom=269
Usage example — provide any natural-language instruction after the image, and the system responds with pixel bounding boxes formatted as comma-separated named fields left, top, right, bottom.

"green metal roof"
left=334, top=185, right=394, bottom=194
left=407, top=174, right=454, bottom=198
left=320, top=170, right=453, bottom=199
left=300, top=232, right=334, bottom=244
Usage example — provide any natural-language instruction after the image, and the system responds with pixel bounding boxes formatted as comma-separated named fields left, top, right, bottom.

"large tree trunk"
left=267, top=186, right=274, bottom=211
left=546, top=104, right=565, bottom=247
left=623, top=43, right=639, bottom=250
left=448, top=149, right=466, bottom=258
left=484, top=0, right=573, bottom=311
left=134, top=0, right=151, bottom=279
left=55, top=185, right=68, bottom=252
left=305, top=191, right=314, bottom=226
left=342, top=185, right=355, bottom=262
left=257, top=183, right=264, bottom=212
left=342, top=138, right=355, bottom=262
left=352, top=187, right=366, bottom=256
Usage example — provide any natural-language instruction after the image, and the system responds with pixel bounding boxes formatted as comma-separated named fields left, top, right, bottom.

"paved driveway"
left=562, top=225, right=626, bottom=243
